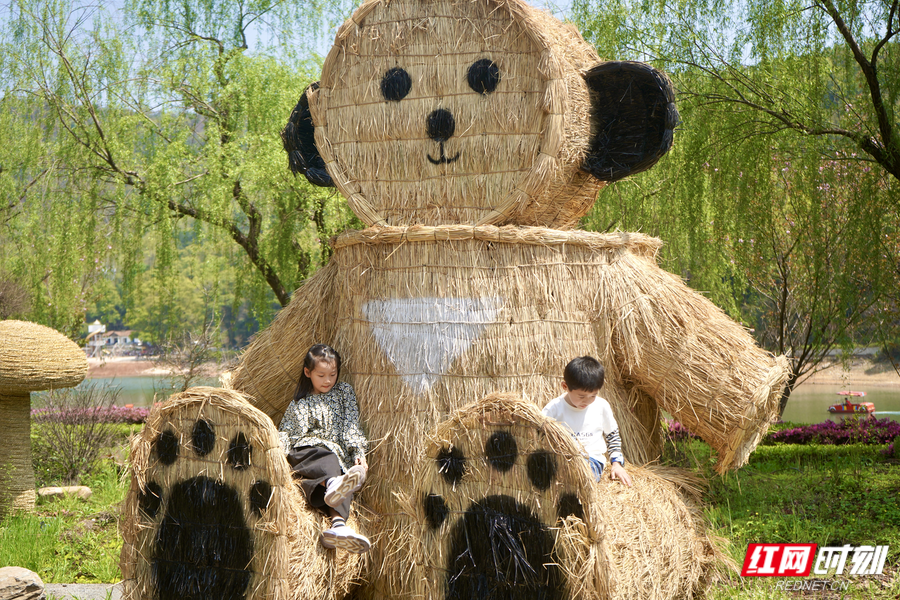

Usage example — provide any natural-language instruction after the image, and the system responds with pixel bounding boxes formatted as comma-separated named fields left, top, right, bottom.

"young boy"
left=542, top=356, right=633, bottom=487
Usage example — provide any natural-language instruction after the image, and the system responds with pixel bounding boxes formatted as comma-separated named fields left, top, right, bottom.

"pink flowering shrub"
left=882, top=435, right=900, bottom=458
left=665, top=417, right=900, bottom=449
left=664, top=418, right=698, bottom=441
left=32, top=404, right=150, bottom=424
left=766, top=418, right=900, bottom=446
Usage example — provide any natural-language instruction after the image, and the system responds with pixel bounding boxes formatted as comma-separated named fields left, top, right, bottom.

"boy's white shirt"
left=542, top=393, right=622, bottom=466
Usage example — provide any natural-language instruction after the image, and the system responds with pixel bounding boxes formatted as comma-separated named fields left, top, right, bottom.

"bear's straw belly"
left=235, top=225, right=786, bottom=479
left=215, top=224, right=786, bottom=598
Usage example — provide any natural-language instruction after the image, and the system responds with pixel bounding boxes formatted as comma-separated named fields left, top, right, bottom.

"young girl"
left=278, top=344, right=370, bottom=553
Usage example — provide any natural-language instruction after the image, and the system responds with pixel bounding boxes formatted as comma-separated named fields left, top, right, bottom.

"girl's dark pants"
left=286, top=445, right=351, bottom=519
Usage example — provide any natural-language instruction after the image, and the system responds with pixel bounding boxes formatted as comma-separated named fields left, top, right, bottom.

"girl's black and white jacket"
left=277, top=381, right=368, bottom=472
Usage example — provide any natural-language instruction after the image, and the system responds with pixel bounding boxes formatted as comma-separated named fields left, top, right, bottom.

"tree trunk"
left=777, top=370, right=800, bottom=418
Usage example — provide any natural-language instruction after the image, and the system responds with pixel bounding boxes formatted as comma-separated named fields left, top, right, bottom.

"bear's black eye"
left=381, top=67, right=412, bottom=102
left=467, top=58, right=500, bottom=94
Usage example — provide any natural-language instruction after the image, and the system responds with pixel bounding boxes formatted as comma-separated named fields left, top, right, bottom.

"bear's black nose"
left=426, top=108, right=456, bottom=143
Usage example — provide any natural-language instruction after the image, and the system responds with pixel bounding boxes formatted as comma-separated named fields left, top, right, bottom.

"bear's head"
left=284, top=0, right=677, bottom=229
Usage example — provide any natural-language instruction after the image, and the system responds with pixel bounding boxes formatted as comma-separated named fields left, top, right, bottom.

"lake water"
left=87, top=376, right=900, bottom=424
left=781, top=385, right=900, bottom=424
left=80, top=376, right=219, bottom=407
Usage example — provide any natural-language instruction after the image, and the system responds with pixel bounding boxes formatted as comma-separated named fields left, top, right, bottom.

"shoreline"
left=799, top=357, right=900, bottom=388
left=87, top=356, right=900, bottom=388
left=86, top=357, right=184, bottom=379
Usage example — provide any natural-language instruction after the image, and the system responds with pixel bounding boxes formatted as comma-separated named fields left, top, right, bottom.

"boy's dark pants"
left=286, top=445, right=351, bottom=520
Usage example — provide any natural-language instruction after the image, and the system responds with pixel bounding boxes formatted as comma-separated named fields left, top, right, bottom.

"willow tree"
left=0, top=89, right=112, bottom=337
left=1, top=0, right=357, bottom=338
left=575, top=0, right=900, bottom=411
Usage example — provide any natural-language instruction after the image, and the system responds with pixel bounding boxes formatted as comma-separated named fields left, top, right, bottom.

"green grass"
left=664, top=433, right=900, bottom=598
left=0, top=430, right=134, bottom=583
left=2, top=421, right=899, bottom=597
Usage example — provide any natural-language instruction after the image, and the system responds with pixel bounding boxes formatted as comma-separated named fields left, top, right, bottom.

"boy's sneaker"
left=324, top=465, right=366, bottom=508
left=321, top=524, right=371, bottom=553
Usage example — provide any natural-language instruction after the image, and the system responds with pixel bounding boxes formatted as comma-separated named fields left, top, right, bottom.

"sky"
left=295, top=0, right=576, bottom=58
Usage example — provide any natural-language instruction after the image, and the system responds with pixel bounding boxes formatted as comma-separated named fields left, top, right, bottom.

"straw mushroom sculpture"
left=0, top=320, right=87, bottom=515
left=121, top=1, right=790, bottom=599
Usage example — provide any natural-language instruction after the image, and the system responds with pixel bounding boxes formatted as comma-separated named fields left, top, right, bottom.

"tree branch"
left=817, top=0, right=899, bottom=177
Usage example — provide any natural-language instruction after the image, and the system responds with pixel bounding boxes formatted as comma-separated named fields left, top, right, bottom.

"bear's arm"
left=602, top=251, right=790, bottom=472
left=230, top=261, right=339, bottom=426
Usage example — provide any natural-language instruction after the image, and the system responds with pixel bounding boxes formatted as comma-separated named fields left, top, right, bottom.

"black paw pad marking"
left=446, top=495, right=564, bottom=599
left=154, top=430, right=179, bottom=465
left=526, top=450, right=557, bottom=491
left=144, top=419, right=271, bottom=600
left=191, top=419, right=216, bottom=456
left=423, top=493, right=449, bottom=530
left=139, top=481, right=163, bottom=519
left=436, top=446, right=466, bottom=485
left=228, top=433, right=252, bottom=470
left=250, top=481, right=273, bottom=516
left=557, top=493, right=585, bottom=522
left=154, top=476, right=253, bottom=600
left=485, top=431, right=518, bottom=472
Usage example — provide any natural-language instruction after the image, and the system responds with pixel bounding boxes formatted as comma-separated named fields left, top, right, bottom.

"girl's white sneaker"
left=324, top=465, right=366, bottom=507
left=321, top=524, right=371, bottom=553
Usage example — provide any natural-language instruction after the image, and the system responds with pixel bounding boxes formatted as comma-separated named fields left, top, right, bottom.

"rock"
left=45, top=583, right=122, bottom=600
left=0, top=567, right=45, bottom=600
left=37, top=486, right=92, bottom=500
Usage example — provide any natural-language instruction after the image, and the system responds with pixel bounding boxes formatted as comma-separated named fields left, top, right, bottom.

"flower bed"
left=665, top=417, right=900, bottom=448
left=31, top=405, right=150, bottom=425
left=766, top=417, right=900, bottom=445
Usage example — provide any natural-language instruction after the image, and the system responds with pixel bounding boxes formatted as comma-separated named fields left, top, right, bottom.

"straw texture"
left=402, top=392, right=611, bottom=600
left=600, top=463, right=734, bottom=600
left=0, top=320, right=86, bottom=516
left=0, top=320, right=87, bottom=392
left=388, top=392, right=726, bottom=600
left=227, top=223, right=786, bottom=598
left=232, top=225, right=787, bottom=477
left=161, top=2, right=782, bottom=596
left=0, top=392, right=36, bottom=513
left=311, top=0, right=605, bottom=229
left=120, top=387, right=363, bottom=600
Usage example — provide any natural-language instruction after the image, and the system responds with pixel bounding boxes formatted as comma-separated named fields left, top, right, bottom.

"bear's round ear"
left=581, top=61, right=679, bottom=182
left=281, top=82, right=333, bottom=187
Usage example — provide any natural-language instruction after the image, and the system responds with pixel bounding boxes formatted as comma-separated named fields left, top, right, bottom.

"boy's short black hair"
left=563, top=356, right=605, bottom=392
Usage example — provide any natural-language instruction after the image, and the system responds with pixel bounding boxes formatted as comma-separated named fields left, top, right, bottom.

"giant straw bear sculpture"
left=120, top=1, right=791, bottom=599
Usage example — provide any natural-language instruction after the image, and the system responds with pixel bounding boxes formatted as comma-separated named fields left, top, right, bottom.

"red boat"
left=828, top=391, right=875, bottom=415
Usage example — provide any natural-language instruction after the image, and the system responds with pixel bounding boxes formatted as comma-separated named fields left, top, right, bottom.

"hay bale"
left=391, top=392, right=726, bottom=600
left=308, top=0, right=606, bottom=229
left=120, top=387, right=363, bottom=600
left=598, top=465, right=733, bottom=600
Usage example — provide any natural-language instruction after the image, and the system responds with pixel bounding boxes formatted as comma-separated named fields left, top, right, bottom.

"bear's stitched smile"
left=428, top=142, right=460, bottom=165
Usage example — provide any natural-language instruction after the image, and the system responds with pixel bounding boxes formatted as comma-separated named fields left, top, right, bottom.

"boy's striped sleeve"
left=606, top=429, right=624, bottom=465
